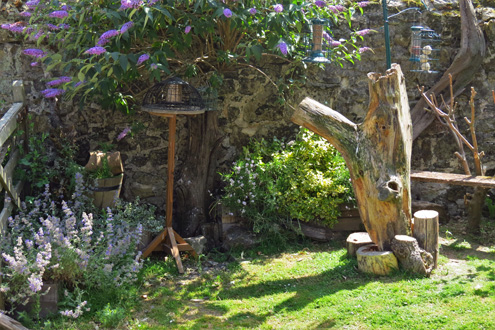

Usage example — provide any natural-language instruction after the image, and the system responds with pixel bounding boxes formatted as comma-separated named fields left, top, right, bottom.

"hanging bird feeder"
left=409, top=25, right=441, bottom=73
left=303, top=18, right=333, bottom=64
left=141, top=77, right=206, bottom=273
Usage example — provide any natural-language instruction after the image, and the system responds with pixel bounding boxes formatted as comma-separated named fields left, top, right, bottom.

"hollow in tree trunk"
left=292, top=64, right=412, bottom=251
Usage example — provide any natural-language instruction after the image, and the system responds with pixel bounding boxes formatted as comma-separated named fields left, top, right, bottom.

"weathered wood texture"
left=346, top=232, right=373, bottom=257
left=413, top=210, right=439, bottom=269
left=356, top=244, right=398, bottom=276
left=411, top=171, right=495, bottom=188
left=292, top=64, right=412, bottom=251
left=411, top=0, right=485, bottom=139
left=0, top=313, right=30, bottom=330
left=391, top=235, right=434, bottom=276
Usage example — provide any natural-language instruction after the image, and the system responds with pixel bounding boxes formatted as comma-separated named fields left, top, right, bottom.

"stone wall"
left=2, top=1, right=495, bottom=229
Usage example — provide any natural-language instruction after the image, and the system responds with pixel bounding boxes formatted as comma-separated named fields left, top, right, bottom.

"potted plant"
left=84, top=148, right=124, bottom=209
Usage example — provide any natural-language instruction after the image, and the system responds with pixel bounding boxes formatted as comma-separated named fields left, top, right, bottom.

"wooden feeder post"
left=140, top=77, right=206, bottom=273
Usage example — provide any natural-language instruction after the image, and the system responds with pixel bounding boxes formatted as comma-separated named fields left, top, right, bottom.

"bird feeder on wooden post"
left=140, top=77, right=206, bottom=273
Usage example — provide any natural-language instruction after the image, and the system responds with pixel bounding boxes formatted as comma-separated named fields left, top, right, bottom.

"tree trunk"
left=292, top=64, right=412, bottom=251
left=175, top=112, right=224, bottom=238
left=412, top=210, right=439, bottom=269
left=356, top=244, right=398, bottom=276
left=465, top=186, right=487, bottom=234
left=411, top=0, right=485, bottom=139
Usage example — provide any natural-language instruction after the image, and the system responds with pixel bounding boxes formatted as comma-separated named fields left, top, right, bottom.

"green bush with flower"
left=220, top=128, right=355, bottom=233
left=2, top=0, right=372, bottom=112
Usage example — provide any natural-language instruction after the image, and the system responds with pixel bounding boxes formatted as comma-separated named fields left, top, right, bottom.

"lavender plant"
left=1, top=0, right=372, bottom=112
left=0, top=181, right=143, bottom=318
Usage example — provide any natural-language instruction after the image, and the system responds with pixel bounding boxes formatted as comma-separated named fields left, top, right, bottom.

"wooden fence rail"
left=0, top=80, right=28, bottom=311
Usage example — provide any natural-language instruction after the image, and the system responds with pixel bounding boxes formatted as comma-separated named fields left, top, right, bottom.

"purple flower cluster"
left=278, top=41, right=288, bottom=55
left=223, top=8, right=233, bottom=18
left=84, top=46, right=106, bottom=55
left=1, top=22, right=26, bottom=34
left=355, top=29, right=373, bottom=36
left=185, top=25, right=191, bottom=34
left=150, top=63, right=158, bottom=70
left=359, top=47, right=372, bottom=54
left=41, top=88, right=65, bottom=98
left=328, top=5, right=345, bottom=13
left=117, top=127, right=131, bottom=141
left=23, top=48, right=45, bottom=58
left=120, top=0, right=143, bottom=10
left=137, top=53, right=150, bottom=65
left=274, top=4, right=283, bottom=13
left=46, top=76, right=71, bottom=87
left=120, top=21, right=134, bottom=34
left=249, top=7, right=256, bottom=15
left=98, top=29, right=120, bottom=45
left=26, top=0, right=40, bottom=10
left=358, top=1, right=369, bottom=7
left=49, top=10, right=69, bottom=18
left=315, top=1, right=326, bottom=8
left=19, top=11, right=32, bottom=17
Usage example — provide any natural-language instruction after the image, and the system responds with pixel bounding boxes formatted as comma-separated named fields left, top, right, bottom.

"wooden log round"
left=346, top=232, right=373, bottom=257
left=356, top=244, right=398, bottom=276
left=391, top=235, right=434, bottom=276
left=413, top=210, right=439, bottom=269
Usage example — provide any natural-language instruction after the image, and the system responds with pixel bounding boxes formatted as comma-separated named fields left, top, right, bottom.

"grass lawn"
left=39, top=220, right=495, bottom=330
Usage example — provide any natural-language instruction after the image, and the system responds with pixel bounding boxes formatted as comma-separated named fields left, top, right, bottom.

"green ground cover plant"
left=26, top=219, right=495, bottom=329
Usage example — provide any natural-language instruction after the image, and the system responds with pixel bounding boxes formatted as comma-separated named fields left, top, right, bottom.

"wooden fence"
left=0, top=80, right=28, bottom=310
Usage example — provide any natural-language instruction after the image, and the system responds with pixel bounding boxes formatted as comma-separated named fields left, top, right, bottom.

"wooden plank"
left=411, top=170, right=495, bottom=188
left=0, top=103, right=24, bottom=148
left=0, top=150, right=21, bottom=207
left=0, top=198, right=14, bottom=235
left=12, top=80, right=26, bottom=104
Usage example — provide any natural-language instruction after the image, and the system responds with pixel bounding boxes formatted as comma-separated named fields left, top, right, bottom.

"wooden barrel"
left=92, top=173, right=124, bottom=209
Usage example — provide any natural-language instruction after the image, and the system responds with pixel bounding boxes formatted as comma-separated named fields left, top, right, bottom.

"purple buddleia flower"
left=23, top=48, right=45, bottom=58
left=19, top=11, right=32, bottom=17
left=120, top=0, right=142, bottom=10
left=356, top=29, right=372, bottom=36
left=278, top=41, right=288, bottom=55
left=61, top=5, right=71, bottom=10
left=41, top=88, right=65, bottom=98
left=335, top=5, right=345, bottom=11
left=28, top=274, right=43, bottom=292
left=137, top=53, right=150, bottom=65
left=223, top=8, right=232, bottom=18
left=323, top=31, right=332, bottom=42
left=331, top=40, right=341, bottom=47
left=26, top=0, right=40, bottom=9
left=33, top=30, right=44, bottom=40
left=117, top=127, right=131, bottom=141
left=274, top=4, right=283, bottom=12
left=249, top=7, right=256, bottom=15
left=84, top=46, right=106, bottom=55
left=100, top=29, right=120, bottom=40
left=97, top=38, right=109, bottom=46
left=315, top=1, right=326, bottom=7
left=120, top=21, right=134, bottom=34
left=59, top=23, right=70, bottom=30
left=49, top=10, right=68, bottom=18
left=1, top=23, right=10, bottom=30
left=357, top=1, right=369, bottom=7
left=31, top=62, right=39, bottom=67
left=150, top=63, right=158, bottom=70
left=46, top=76, right=71, bottom=87
left=359, top=47, right=373, bottom=54
left=47, top=24, right=59, bottom=31
left=185, top=25, right=191, bottom=34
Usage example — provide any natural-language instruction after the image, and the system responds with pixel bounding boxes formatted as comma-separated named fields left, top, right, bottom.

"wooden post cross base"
left=141, top=227, right=197, bottom=273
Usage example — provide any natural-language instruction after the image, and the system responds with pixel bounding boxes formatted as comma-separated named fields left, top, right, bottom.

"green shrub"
left=220, top=128, right=355, bottom=233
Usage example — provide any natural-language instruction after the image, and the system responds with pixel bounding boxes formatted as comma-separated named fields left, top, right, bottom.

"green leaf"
left=119, top=55, right=128, bottom=71
left=251, top=45, right=263, bottom=61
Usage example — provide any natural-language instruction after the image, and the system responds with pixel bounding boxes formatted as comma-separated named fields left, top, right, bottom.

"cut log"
left=346, top=232, right=373, bottom=257
left=0, top=313, right=30, bottom=330
left=391, top=235, right=434, bottom=276
left=356, top=244, right=398, bottom=276
left=292, top=64, right=412, bottom=251
left=413, top=210, right=439, bottom=269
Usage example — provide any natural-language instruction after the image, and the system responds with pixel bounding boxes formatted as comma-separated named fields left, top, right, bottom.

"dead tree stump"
left=391, top=235, right=434, bottom=276
left=346, top=232, right=373, bottom=257
left=413, top=210, right=439, bottom=269
left=356, top=244, right=398, bottom=276
left=292, top=64, right=412, bottom=251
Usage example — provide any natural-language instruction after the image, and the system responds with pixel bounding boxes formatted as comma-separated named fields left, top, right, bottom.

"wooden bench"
left=411, top=170, right=495, bottom=189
